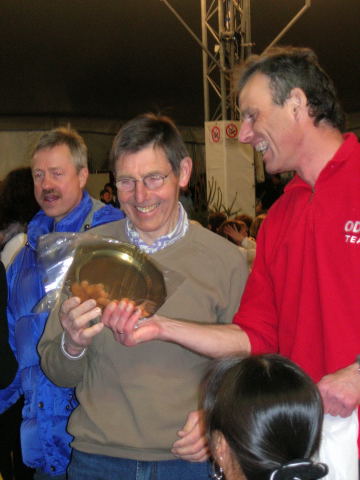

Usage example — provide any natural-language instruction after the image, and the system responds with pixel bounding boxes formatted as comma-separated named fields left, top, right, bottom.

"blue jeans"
left=34, top=470, right=67, bottom=480
left=68, top=449, right=211, bottom=480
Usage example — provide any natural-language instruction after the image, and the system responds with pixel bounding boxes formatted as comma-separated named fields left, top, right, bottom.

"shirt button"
left=50, top=466, right=56, bottom=472
left=38, top=402, right=44, bottom=408
left=66, top=405, right=71, bottom=410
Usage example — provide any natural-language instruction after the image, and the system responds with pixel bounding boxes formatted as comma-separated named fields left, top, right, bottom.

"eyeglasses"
left=115, top=171, right=172, bottom=192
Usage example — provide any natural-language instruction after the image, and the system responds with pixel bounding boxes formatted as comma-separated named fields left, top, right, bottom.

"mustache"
left=41, top=189, right=60, bottom=198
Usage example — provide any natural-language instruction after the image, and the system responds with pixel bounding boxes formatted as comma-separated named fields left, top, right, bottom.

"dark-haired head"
left=208, top=212, right=227, bottom=233
left=0, top=167, right=39, bottom=231
left=110, top=113, right=189, bottom=176
left=202, top=354, right=327, bottom=480
left=238, top=46, right=345, bottom=131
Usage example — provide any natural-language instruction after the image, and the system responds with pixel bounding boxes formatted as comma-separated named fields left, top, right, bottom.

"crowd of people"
left=0, top=45, right=359, bottom=480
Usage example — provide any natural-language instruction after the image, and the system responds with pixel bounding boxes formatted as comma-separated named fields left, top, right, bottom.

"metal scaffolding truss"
left=160, top=0, right=311, bottom=122
left=160, top=0, right=251, bottom=121
left=201, top=0, right=252, bottom=121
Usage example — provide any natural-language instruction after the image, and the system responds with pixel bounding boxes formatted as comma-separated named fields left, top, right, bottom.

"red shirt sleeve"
left=232, top=221, right=279, bottom=354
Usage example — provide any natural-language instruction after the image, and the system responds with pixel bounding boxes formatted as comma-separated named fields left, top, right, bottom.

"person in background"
left=38, top=113, right=248, bottom=480
left=0, top=167, right=39, bottom=479
left=217, top=219, right=255, bottom=271
left=248, top=213, right=266, bottom=240
left=99, top=188, right=113, bottom=205
left=234, top=214, right=253, bottom=233
left=0, top=127, right=124, bottom=480
left=207, top=211, right=227, bottom=233
left=104, top=181, right=120, bottom=208
left=0, top=260, right=33, bottom=480
left=202, top=354, right=328, bottom=480
left=231, top=214, right=257, bottom=267
left=0, top=167, right=39, bottom=267
left=0, top=261, right=17, bottom=389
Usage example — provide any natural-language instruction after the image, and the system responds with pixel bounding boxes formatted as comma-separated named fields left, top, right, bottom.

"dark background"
left=0, top=0, right=359, bottom=126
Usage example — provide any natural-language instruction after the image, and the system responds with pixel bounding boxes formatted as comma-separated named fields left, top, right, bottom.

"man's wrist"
left=61, top=332, right=87, bottom=359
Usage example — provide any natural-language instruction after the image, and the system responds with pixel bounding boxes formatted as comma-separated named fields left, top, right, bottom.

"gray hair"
left=31, top=127, right=88, bottom=171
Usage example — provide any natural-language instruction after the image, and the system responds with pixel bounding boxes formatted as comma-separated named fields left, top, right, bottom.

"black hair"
left=208, top=212, right=227, bottom=233
left=0, top=167, right=39, bottom=230
left=202, top=354, right=328, bottom=480
left=239, top=46, right=345, bottom=131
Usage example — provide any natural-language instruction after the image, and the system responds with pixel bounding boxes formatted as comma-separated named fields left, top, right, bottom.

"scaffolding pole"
left=160, top=0, right=311, bottom=121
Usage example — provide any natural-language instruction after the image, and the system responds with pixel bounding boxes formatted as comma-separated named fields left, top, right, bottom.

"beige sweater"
left=38, top=221, right=248, bottom=461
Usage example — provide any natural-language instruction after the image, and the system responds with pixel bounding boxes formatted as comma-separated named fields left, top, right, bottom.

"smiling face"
left=32, top=144, right=88, bottom=222
left=115, top=144, right=192, bottom=245
left=238, top=72, right=303, bottom=174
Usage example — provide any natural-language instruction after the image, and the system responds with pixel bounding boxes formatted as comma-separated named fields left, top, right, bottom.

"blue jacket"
left=0, top=191, right=124, bottom=476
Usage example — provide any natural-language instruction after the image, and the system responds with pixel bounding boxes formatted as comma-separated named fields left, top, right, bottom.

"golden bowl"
left=64, top=239, right=166, bottom=316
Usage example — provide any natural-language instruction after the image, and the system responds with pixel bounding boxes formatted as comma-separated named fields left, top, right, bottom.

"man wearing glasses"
left=39, top=113, right=248, bottom=480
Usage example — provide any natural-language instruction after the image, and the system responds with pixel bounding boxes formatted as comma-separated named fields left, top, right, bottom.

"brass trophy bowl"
left=64, top=239, right=166, bottom=317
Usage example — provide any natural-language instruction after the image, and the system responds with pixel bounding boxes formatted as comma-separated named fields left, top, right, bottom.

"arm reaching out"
left=101, top=299, right=251, bottom=358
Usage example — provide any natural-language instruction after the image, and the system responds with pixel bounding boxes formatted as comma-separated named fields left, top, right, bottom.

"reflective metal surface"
left=65, top=240, right=166, bottom=316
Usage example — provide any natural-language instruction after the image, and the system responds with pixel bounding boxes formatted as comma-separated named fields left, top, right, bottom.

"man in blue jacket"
left=0, top=127, right=124, bottom=480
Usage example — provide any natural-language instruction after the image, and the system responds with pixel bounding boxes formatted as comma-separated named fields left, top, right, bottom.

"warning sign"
left=225, top=123, right=238, bottom=139
left=211, top=126, right=221, bottom=143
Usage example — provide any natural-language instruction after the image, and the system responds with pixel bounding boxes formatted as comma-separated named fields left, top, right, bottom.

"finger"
left=61, top=296, right=81, bottom=314
left=101, top=301, right=118, bottom=326
left=177, top=410, right=202, bottom=435
left=66, top=301, right=101, bottom=331
left=173, top=419, right=207, bottom=452
left=107, top=301, right=142, bottom=334
left=65, top=320, right=104, bottom=349
left=173, top=428, right=206, bottom=448
left=78, top=321, right=104, bottom=342
left=172, top=444, right=210, bottom=462
left=102, top=300, right=130, bottom=331
left=76, top=298, right=98, bottom=312
left=64, top=297, right=97, bottom=318
left=176, top=449, right=210, bottom=463
left=108, top=317, right=155, bottom=347
left=123, top=307, right=143, bottom=334
left=322, top=395, right=343, bottom=416
left=325, top=400, right=354, bottom=417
